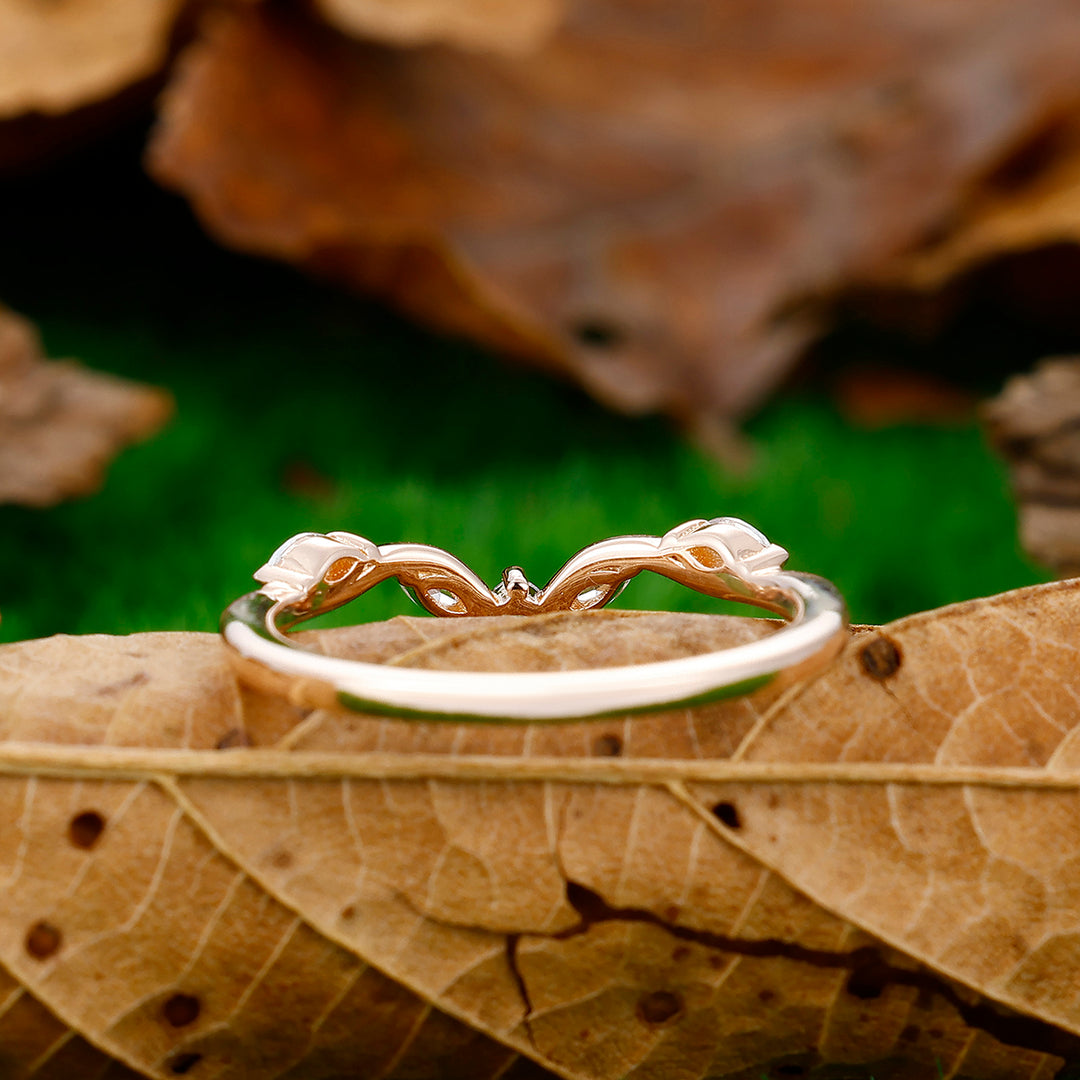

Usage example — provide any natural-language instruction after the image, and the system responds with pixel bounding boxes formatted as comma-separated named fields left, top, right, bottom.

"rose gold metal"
left=221, top=518, right=848, bottom=721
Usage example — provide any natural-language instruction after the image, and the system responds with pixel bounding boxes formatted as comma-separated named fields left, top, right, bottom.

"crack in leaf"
left=554, top=880, right=1080, bottom=1065
left=505, top=935, right=538, bottom=1050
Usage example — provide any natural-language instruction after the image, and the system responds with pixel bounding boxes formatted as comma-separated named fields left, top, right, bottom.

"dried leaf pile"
left=6, top=0, right=1080, bottom=431
left=143, top=0, right=1080, bottom=426
left=0, top=306, right=171, bottom=508
left=0, top=0, right=181, bottom=119
left=6, top=6, right=1080, bottom=1075
left=0, top=582, right=1079, bottom=1077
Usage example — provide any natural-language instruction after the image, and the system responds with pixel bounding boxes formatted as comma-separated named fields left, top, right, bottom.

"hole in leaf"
left=859, top=636, right=902, bottom=679
left=775, top=1065, right=807, bottom=1077
left=163, top=993, right=201, bottom=1027
left=25, top=921, right=61, bottom=959
left=572, top=318, right=624, bottom=349
left=69, top=810, right=105, bottom=849
left=711, top=801, right=742, bottom=829
left=635, top=989, right=683, bottom=1025
left=591, top=733, right=622, bottom=757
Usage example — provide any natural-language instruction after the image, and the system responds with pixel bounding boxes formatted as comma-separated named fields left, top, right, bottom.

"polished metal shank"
left=221, top=518, right=848, bottom=721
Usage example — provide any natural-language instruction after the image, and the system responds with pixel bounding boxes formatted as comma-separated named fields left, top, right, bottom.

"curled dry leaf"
left=0, top=588, right=1079, bottom=1076
left=148, top=2, right=1080, bottom=426
left=0, top=306, right=172, bottom=507
left=984, top=357, right=1080, bottom=576
left=870, top=112, right=1080, bottom=305
left=0, top=0, right=185, bottom=119
left=314, top=0, right=562, bottom=54
left=0, top=0, right=186, bottom=173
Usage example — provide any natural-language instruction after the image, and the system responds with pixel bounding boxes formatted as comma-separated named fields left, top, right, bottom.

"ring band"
left=221, top=518, right=848, bottom=722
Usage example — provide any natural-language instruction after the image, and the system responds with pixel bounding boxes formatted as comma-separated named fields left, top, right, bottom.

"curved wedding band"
left=221, top=517, right=848, bottom=722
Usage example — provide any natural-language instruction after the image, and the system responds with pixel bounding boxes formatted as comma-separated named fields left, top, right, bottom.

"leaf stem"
left=0, top=743, right=1074, bottom=788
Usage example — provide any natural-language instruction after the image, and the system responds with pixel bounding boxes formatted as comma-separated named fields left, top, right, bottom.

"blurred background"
left=5, top=0, right=1080, bottom=642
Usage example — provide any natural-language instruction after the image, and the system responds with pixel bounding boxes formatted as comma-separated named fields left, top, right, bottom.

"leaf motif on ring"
left=256, top=519, right=791, bottom=620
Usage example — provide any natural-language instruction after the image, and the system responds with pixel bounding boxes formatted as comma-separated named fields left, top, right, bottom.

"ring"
left=220, top=517, right=848, bottom=722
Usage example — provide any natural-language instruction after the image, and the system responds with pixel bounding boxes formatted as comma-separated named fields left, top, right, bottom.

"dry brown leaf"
left=0, top=306, right=172, bottom=507
left=0, top=587, right=1079, bottom=1076
left=873, top=113, right=1080, bottom=299
left=0, top=0, right=187, bottom=173
left=148, top=2, right=1080, bottom=425
left=984, top=357, right=1080, bottom=576
left=0, top=0, right=185, bottom=120
left=314, top=0, right=562, bottom=54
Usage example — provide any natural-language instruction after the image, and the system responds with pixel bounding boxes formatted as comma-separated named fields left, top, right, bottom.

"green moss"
left=0, top=126, right=1048, bottom=643
left=0, top=310, right=1045, bottom=642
